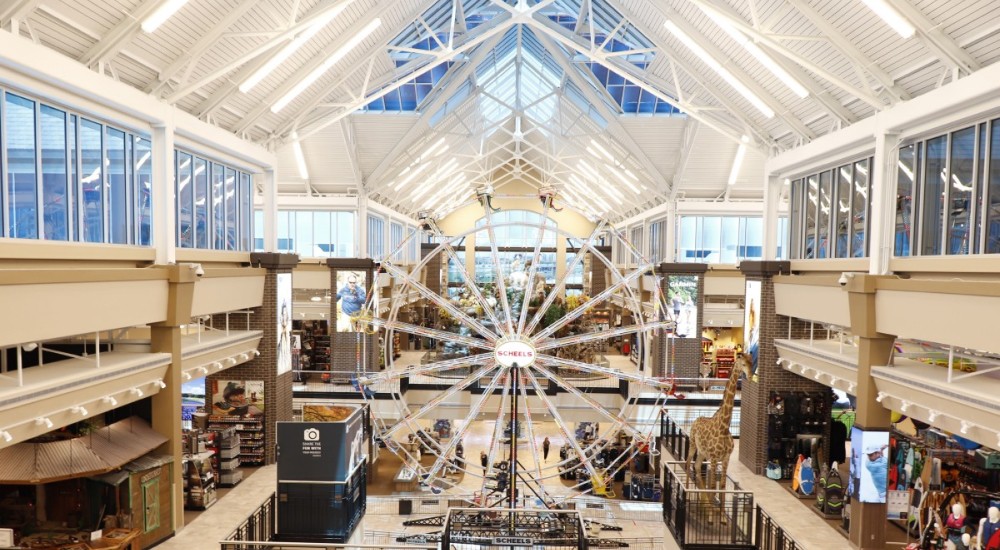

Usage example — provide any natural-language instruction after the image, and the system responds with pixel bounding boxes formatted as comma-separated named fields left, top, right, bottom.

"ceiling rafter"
left=145, top=0, right=261, bottom=94
left=774, top=0, right=908, bottom=104
left=656, top=4, right=813, bottom=141
left=0, top=0, right=42, bottom=28
left=79, top=0, right=161, bottom=68
left=883, top=0, right=980, bottom=75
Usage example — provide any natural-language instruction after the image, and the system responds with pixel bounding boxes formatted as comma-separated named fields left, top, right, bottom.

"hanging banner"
left=277, top=272, right=293, bottom=375
left=744, top=280, right=761, bottom=377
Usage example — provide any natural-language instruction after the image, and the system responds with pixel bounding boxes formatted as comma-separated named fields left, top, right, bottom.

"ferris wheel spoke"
left=481, top=206, right=515, bottom=334
left=381, top=363, right=497, bottom=440
left=423, top=365, right=508, bottom=486
left=534, top=355, right=674, bottom=391
left=381, top=262, right=500, bottom=342
left=516, top=371, right=553, bottom=500
left=534, top=321, right=674, bottom=352
left=522, top=368, right=598, bottom=480
left=427, top=224, right=508, bottom=334
left=525, top=221, right=608, bottom=335
left=362, top=318, right=489, bottom=350
left=515, top=201, right=552, bottom=336
left=358, top=352, right=494, bottom=384
left=531, top=365, right=644, bottom=441
left=531, top=265, right=648, bottom=342
left=479, top=373, right=513, bottom=503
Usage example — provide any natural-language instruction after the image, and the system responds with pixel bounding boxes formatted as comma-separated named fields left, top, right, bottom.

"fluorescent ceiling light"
left=292, top=133, right=309, bottom=180
left=664, top=20, right=775, bottom=119
left=394, top=161, right=431, bottom=191
left=702, top=10, right=808, bottom=99
left=142, top=0, right=189, bottom=33
left=588, top=140, right=615, bottom=162
left=240, top=2, right=354, bottom=93
left=611, top=168, right=640, bottom=194
left=861, top=0, right=915, bottom=39
left=727, top=139, right=748, bottom=186
left=272, top=18, right=382, bottom=113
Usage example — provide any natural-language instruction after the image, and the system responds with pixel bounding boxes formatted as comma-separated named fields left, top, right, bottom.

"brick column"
left=846, top=274, right=895, bottom=550
left=208, top=252, right=299, bottom=465
left=653, top=263, right=708, bottom=379
left=737, top=261, right=833, bottom=475
left=327, top=258, right=378, bottom=374
left=150, top=263, right=198, bottom=530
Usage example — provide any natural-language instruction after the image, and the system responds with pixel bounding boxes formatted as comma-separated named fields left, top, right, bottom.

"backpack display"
left=824, top=462, right=845, bottom=515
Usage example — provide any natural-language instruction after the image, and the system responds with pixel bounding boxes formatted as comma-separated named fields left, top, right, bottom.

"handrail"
left=219, top=542, right=435, bottom=549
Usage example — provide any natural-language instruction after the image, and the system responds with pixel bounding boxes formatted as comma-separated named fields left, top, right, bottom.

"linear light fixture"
left=240, top=1, right=355, bottom=93
left=588, top=140, right=615, bottom=163
left=0, top=431, right=11, bottom=443
left=702, top=9, right=808, bottom=99
left=861, top=0, right=915, bottom=39
left=292, top=132, right=309, bottom=180
left=664, top=20, right=774, bottom=119
left=142, top=0, right=190, bottom=33
left=727, top=136, right=749, bottom=186
left=272, top=18, right=382, bottom=113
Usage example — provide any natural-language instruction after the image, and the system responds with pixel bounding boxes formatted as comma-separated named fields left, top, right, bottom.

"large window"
left=648, top=218, right=665, bottom=263
left=255, top=210, right=356, bottom=257
left=174, top=150, right=253, bottom=251
left=1, top=89, right=151, bottom=245
left=787, top=156, right=874, bottom=259
left=473, top=210, right=557, bottom=248
left=896, top=119, right=1000, bottom=256
left=677, top=216, right=766, bottom=263
left=367, top=214, right=384, bottom=259
left=390, top=221, right=404, bottom=262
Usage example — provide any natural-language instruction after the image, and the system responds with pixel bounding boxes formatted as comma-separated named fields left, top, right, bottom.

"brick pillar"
left=653, top=263, right=708, bottom=379
left=737, top=261, right=833, bottom=475
left=327, top=258, right=378, bottom=374
left=207, top=252, right=299, bottom=465
left=846, top=275, right=895, bottom=550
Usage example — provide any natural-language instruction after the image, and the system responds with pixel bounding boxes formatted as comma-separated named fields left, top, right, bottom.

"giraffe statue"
left=685, top=353, right=753, bottom=518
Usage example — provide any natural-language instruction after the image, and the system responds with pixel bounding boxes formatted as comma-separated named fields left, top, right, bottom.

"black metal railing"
left=221, top=493, right=277, bottom=550
left=754, top=505, right=806, bottom=550
left=662, top=461, right=754, bottom=550
left=661, top=413, right=691, bottom=461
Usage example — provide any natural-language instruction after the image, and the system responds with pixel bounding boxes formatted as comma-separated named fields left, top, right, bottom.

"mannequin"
left=945, top=502, right=970, bottom=550
left=979, top=506, right=1000, bottom=550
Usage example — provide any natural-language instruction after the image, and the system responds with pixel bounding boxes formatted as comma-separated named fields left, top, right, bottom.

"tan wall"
left=190, top=272, right=265, bottom=317
left=437, top=180, right=596, bottom=238
left=0, top=279, right=169, bottom=347
left=773, top=277, right=851, bottom=327
left=875, top=289, right=1000, bottom=354
left=704, top=271, right=745, bottom=295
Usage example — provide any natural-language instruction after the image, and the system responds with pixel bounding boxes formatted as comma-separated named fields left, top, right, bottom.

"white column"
left=663, top=201, right=677, bottom=263
left=762, top=174, right=781, bottom=260
left=151, top=123, right=175, bottom=265
left=358, top=197, right=369, bottom=259
left=263, top=168, right=278, bottom=252
left=869, top=132, right=900, bottom=275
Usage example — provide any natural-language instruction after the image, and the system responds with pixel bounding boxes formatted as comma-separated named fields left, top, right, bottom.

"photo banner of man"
left=276, top=273, right=292, bottom=374
left=850, top=428, right=889, bottom=503
left=335, top=270, right=367, bottom=332
left=211, top=380, right=264, bottom=416
left=744, top=280, right=761, bottom=378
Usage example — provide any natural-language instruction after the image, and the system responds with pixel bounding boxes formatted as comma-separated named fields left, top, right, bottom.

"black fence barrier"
left=661, top=414, right=690, bottom=462
left=661, top=461, right=754, bottom=550
left=754, top=505, right=806, bottom=550
left=221, top=493, right=277, bottom=550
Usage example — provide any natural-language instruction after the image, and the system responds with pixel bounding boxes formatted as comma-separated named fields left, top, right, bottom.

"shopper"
left=542, top=436, right=551, bottom=461
left=480, top=450, right=488, bottom=472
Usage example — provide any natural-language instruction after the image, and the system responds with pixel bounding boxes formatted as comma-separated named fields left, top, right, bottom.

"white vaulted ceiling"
left=5, top=0, right=1000, bottom=220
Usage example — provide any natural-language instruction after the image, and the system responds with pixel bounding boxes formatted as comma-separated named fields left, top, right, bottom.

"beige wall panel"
left=0, top=281, right=168, bottom=348
left=774, top=283, right=850, bottom=326
left=875, top=290, right=1000, bottom=353
left=191, top=275, right=265, bottom=316
left=704, top=274, right=746, bottom=295
left=704, top=307, right=744, bottom=328
left=294, top=269, right=330, bottom=289
left=438, top=181, right=596, bottom=238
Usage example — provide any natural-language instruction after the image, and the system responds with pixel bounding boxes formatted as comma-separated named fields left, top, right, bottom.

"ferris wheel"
left=356, top=190, right=676, bottom=506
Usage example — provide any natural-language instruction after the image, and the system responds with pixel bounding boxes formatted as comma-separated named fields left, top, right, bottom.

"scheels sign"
left=494, top=339, right=536, bottom=367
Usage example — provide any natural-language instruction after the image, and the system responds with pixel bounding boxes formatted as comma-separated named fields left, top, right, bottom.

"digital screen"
left=668, top=275, right=698, bottom=338
left=744, top=280, right=761, bottom=376
left=849, top=428, right=889, bottom=503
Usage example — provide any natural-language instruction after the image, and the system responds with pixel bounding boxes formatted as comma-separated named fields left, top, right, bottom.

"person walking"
left=543, top=436, right=551, bottom=461
left=480, top=450, right=488, bottom=472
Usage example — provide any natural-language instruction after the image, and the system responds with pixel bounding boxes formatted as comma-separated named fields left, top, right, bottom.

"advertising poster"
left=276, top=272, right=292, bottom=375
left=335, top=270, right=367, bottom=332
left=668, top=275, right=698, bottom=338
left=849, top=428, right=889, bottom=503
left=211, top=379, right=264, bottom=416
left=744, top=280, right=761, bottom=377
